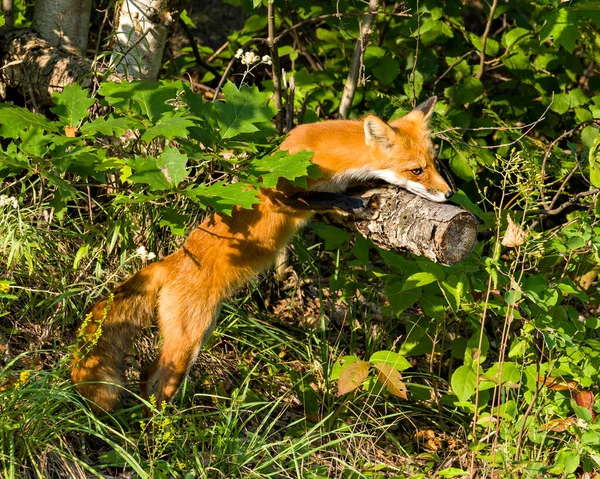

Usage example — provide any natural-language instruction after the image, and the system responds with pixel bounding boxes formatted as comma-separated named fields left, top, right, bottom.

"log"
left=0, top=28, right=106, bottom=105
left=292, top=186, right=478, bottom=266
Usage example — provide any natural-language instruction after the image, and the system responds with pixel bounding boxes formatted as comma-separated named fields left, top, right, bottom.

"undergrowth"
left=2, top=0, right=600, bottom=477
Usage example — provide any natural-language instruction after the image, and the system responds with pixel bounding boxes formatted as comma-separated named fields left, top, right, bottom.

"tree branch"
left=338, top=0, right=380, bottom=119
left=475, top=0, right=499, bottom=80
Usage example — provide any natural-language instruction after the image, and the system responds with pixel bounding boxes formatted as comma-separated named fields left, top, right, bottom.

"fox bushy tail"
left=71, top=262, right=164, bottom=413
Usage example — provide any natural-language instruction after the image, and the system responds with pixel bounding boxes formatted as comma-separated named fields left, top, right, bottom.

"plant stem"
left=475, top=0, right=499, bottom=80
left=268, top=1, right=284, bottom=133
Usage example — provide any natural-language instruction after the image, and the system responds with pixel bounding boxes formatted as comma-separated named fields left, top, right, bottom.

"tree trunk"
left=320, top=187, right=478, bottom=265
left=112, top=0, right=181, bottom=80
left=32, top=0, right=92, bottom=55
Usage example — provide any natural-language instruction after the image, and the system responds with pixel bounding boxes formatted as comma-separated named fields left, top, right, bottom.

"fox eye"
left=411, top=168, right=423, bottom=176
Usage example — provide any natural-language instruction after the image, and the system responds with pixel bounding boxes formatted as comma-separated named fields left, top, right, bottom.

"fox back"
left=281, top=96, right=452, bottom=202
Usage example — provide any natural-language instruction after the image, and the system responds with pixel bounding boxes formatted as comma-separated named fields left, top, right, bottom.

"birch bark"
left=112, top=0, right=174, bottom=80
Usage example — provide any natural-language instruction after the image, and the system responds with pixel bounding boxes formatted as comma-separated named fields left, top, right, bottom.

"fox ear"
left=364, top=115, right=395, bottom=149
left=412, top=96, right=437, bottom=122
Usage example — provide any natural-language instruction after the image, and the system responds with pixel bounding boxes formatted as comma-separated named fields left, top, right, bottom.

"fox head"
left=362, top=97, right=453, bottom=203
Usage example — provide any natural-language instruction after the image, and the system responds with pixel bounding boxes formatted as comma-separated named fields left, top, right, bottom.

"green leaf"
left=444, top=76, right=483, bottom=104
left=18, top=127, right=53, bottom=157
left=437, top=468, right=469, bottom=478
left=370, top=350, right=411, bottom=371
left=572, top=403, right=593, bottom=422
left=80, top=116, right=140, bottom=137
left=372, top=57, right=400, bottom=85
left=99, top=81, right=180, bottom=122
left=0, top=104, right=57, bottom=138
left=401, top=272, right=438, bottom=291
left=400, top=317, right=433, bottom=356
left=589, top=136, right=600, bottom=187
left=159, top=207, right=188, bottom=236
left=404, top=70, right=423, bottom=100
left=549, top=92, right=570, bottom=114
left=179, top=9, right=196, bottom=28
left=385, top=282, right=420, bottom=315
left=469, top=33, right=499, bottom=56
left=451, top=365, right=477, bottom=402
left=502, top=27, right=531, bottom=49
left=187, top=181, right=261, bottom=215
left=247, top=150, right=317, bottom=189
left=127, top=156, right=172, bottom=190
left=311, top=223, right=351, bottom=250
left=558, top=451, right=580, bottom=474
left=465, top=333, right=489, bottom=366
left=50, top=84, right=95, bottom=126
left=157, top=146, right=188, bottom=187
left=141, top=115, right=195, bottom=142
left=539, top=8, right=580, bottom=53
left=215, top=82, right=276, bottom=139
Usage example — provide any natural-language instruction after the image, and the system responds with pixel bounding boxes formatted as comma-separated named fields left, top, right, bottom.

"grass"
left=1, top=175, right=596, bottom=478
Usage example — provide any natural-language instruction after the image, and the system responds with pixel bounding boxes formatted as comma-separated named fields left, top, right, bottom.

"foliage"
left=1, top=0, right=600, bottom=477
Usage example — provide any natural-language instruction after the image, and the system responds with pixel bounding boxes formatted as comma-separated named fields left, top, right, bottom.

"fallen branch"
left=287, top=187, right=478, bottom=266
left=0, top=27, right=116, bottom=105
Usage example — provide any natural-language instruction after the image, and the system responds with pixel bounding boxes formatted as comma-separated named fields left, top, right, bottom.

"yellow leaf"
left=502, top=214, right=526, bottom=248
left=337, top=360, right=370, bottom=396
left=373, top=363, right=408, bottom=399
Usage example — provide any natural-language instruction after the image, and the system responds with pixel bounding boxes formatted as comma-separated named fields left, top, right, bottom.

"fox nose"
left=445, top=190, right=455, bottom=200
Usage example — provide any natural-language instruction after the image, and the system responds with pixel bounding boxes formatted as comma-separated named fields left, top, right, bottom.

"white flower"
left=136, top=245, right=156, bottom=261
left=0, top=195, right=18, bottom=208
left=262, top=55, right=272, bottom=65
left=241, top=51, right=260, bottom=65
left=235, top=48, right=244, bottom=59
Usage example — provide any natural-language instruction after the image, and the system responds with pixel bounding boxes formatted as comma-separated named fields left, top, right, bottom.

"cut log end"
left=435, top=211, right=479, bottom=265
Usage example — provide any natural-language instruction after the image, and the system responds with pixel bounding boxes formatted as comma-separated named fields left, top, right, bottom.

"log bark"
left=0, top=28, right=111, bottom=105
left=316, top=187, right=478, bottom=265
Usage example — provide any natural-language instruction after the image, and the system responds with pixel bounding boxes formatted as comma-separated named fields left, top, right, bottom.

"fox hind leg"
left=140, top=288, right=220, bottom=412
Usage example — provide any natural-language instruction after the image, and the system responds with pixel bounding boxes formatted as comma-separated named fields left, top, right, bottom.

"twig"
left=409, top=0, right=420, bottom=106
left=212, top=57, right=235, bottom=102
left=277, top=6, right=322, bottom=71
left=434, top=99, right=553, bottom=149
left=286, top=75, right=295, bottom=133
left=272, top=10, right=408, bottom=44
left=539, top=118, right=600, bottom=206
left=207, top=41, right=230, bottom=63
left=268, top=1, right=284, bottom=133
left=178, top=17, right=221, bottom=77
left=433, top=50, right=473, bottom=88
left=338, top=0, right=380, bottom=119
left=475, top=0, right=499, bottom=80
left=515, top=357, right=543, bottom=461
left=534, top=189, right=600, bottom=217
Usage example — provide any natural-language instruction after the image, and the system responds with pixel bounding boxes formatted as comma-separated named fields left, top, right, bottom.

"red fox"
left=71, top=97, right=453, bottom=413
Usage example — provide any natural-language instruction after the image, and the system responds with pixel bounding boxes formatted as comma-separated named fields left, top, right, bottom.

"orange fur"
left=71, top=99, right=452, bottom=413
